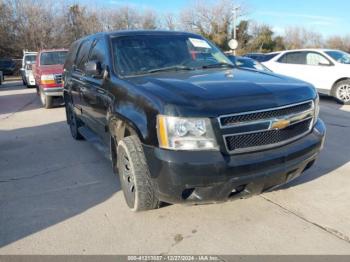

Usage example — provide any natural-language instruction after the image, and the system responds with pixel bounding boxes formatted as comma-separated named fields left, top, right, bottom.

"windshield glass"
left=112, top=35, right=232, bottom=77
left=25, top=55, right=36, bottom=64
left=325, top=50, right=350, bottom=64
left=40, top=51, right=67, bottom=65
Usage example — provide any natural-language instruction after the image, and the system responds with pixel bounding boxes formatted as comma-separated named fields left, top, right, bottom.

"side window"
left=306, top=52, right=330, bottom=66
left=88, top=39, right=106, bottom=64
left=278, top=52, right=306, bottom=65
left=75, top=39, right=93, bottom=71
left=64, top=41, right=80, bottom=70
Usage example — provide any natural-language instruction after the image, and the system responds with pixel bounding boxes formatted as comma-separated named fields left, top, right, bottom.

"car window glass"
left=89, top=39, right=105, bottom=64
left=75, top=40, right=93, bottom=71
left=65, top=41, right=80, bottom=69
left=306, top=52, right=329, bottom=65
left=279, top=52, right=306, bottom=64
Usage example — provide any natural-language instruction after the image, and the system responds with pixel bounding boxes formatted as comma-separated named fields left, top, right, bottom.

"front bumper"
left=41, top=86, right=63, bottom=97
left=143, top=119, right=326, bottom=204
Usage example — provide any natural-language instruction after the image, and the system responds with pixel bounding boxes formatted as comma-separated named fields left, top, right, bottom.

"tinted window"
left=89, top=39, right=106, bottom=63
left=40, top=51, right=67, bottom=65
left=278, top=52, right=306, bottom=64
left=75, top=39, right=93, bottom=71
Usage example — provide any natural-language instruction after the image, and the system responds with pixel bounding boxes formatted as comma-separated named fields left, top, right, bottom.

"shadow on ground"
left=0, top=121, right=120, bottom=247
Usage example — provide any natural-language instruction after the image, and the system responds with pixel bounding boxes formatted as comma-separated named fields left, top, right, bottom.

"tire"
left=39, top=88, right=53, bottom=109
left=332, top=80, right=350, bottom=105
left=66, top=103, right=84, bottom=140
left=116, top=136, right=159, bottom=211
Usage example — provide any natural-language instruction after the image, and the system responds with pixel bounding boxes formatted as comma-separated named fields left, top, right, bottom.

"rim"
left=337, top=84, right=350, bottom=102
left=40, top=90, right=46, bottom=105
left=119, top=149, right=136, bottom=208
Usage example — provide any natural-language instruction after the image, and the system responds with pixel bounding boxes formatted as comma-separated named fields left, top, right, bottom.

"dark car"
left=227, top=55, right=272, bottom=72
left=63, top=31, right=325, bottom=211
left=0, top=59, right=16, bottom=76
left=244, top=52, right=280, bottom=62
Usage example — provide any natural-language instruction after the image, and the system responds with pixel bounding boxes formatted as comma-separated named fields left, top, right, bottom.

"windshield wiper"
left=201, top=63, right=235, bottom=69
left=147, top=65, right=194, bottom=74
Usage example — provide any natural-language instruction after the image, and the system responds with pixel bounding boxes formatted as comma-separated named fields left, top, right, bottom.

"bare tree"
left=179, top=0, right=242, bottom=49
left=284, top=26, right=323, bottom=49
left=163, top=12, right=177, bottom=30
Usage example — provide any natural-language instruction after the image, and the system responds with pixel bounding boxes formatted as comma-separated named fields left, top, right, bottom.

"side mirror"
left=84, top=61, right=102, bottom=78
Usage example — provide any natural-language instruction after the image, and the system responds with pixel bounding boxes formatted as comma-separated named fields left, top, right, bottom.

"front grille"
left=54, top=74, right=62, bottom=85
left=220, top=101, right=313, bottom=127
left=225, top=119, right=312, bottom=152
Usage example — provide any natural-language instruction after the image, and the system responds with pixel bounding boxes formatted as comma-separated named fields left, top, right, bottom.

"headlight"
left=157, top=115, right=218, bottom=150
left=41, top=74, right=55, bottom=85
left=314, top=95, right=320, bottom=120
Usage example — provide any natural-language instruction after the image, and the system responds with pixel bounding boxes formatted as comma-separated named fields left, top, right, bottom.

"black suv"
left=63, top=31, right=325, bottom=211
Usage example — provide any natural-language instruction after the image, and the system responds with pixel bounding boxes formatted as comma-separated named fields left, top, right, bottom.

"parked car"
left=263, top=49, right=350, bottom=104
left=33, top=49, right=68, bottom=108
left=0, top=71, right=3, bottom=85
left=244, top=52, right=281, bottom=63
left=20, top=51, right=37, bottom=87
left=227, top=55, right=272, bottom=72
left=63, top=31, right=325, bottom=211
left=0, top=59, right=16, bottom=76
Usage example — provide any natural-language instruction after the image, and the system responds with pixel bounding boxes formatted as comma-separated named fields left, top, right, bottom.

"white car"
left=263, top=49, right=350, bottom=104
left=20, top=51, right=37, bottom=88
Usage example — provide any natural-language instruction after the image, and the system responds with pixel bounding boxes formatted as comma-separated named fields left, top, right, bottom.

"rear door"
left=81, top=37, right=110, bottom=142
left=70, top=39, right=93, bottom=119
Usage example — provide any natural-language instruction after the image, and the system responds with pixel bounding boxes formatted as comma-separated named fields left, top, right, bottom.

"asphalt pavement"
left=0, top=81, right=350, bottom=254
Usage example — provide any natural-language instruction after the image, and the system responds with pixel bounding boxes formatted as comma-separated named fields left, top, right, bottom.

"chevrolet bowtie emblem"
left=271, top=119, right=290, bottom=130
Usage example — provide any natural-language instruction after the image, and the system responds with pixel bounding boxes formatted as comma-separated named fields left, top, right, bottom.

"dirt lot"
left=0, top=81, right=350, bottom=254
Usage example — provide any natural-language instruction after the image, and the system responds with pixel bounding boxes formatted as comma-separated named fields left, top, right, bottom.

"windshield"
left=325, top=50, right=350, bottom=64
left=25, top=55, right=36, bottom=64
left=40, top=51, right=67, bottom=66
left=0, top=60, right=13, bottom=67
left=112, top=35, right=232, bottom=77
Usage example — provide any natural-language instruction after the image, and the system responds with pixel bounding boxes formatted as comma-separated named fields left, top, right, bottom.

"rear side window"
left=75, top=39, right=93, bottom=71
left=278, top=52, right=306, bottom=65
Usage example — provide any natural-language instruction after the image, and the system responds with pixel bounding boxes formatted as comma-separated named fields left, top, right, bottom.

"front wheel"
left=333, top=80, right=350, bottom=105
left=116, top=136, right=159, bottom=211
left=39, top=88, right=53, bottom=109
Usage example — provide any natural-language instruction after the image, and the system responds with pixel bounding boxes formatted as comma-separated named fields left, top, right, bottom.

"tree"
left=179, top=0, right=242, bottom=49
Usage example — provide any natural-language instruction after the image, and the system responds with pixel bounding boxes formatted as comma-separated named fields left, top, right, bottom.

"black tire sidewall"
left=117, top=136, right=159, bottom=211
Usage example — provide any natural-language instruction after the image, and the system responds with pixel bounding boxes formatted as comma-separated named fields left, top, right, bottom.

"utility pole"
left=232, top=6, right=240, bottom=55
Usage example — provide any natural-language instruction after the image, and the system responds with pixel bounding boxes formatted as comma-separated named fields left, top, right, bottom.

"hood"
left=126, top=68, right=317, bottom=117
left=39, top=64, right=64, bottom=75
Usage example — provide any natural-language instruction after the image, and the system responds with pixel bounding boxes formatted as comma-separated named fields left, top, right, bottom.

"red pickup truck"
left=33, top=49, right=68, bottom=108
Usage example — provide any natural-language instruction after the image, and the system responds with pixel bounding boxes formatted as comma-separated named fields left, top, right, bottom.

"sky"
left=93, top=0, right=350, bottom=37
